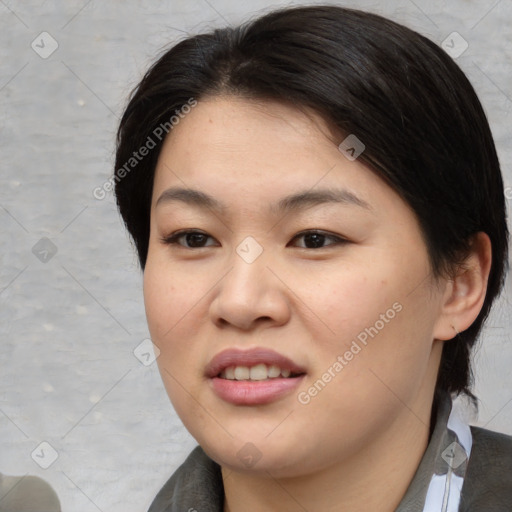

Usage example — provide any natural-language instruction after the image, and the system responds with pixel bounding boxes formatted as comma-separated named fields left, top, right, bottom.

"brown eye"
left=161, top=230, right=218, bottom=248
left=290, top=230, right=347, bottom=249
left=184, top=232, right=209, bottom=247
left=303, top=233, right=326, bottom=248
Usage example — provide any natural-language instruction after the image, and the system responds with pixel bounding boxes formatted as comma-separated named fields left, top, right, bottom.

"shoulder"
left=459, top=426, right=512, bottom=511
left=470, top=426, right=512, bottom=463
left=148, top=446, right=224, bottom=512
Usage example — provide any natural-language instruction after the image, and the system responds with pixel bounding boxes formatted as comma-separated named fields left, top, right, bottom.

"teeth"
left=249, top=364, right=268, bottom=381
left=234, top=366, right=250, bottom=380
left=220, top=364, right=297, bottom=380
left=268, top=365, right=281, bottom=378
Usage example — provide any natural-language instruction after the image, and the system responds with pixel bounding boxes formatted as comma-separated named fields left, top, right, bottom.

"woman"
left=114, top=5, right=511, bottom=511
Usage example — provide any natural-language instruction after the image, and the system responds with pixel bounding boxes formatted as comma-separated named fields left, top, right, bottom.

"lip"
left=210, top=376, right=305, bottom=405
left=206, top=347, right=307, bottom=406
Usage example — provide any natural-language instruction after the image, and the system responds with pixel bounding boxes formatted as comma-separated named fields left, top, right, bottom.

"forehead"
left=150, top=96, right=405, bottom=221
left=166, top=95, right=340, bottom=155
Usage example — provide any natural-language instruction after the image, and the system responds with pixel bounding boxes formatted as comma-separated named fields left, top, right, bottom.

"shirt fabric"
left=148, top=393, right=512, bottom=511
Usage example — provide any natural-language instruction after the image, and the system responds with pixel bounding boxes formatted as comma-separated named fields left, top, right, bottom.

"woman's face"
left=144, top=96, right=447, bottom=476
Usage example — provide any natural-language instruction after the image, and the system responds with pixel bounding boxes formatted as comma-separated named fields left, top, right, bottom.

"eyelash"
left=160, top=229, right=348, bottom=250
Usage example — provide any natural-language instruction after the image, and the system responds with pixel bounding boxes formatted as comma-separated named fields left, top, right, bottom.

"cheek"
left=144, top=257, right=200, bottom=333
left=311, top=281, right=438, bottom=406
left=143, top=260, right=209, bottom=416
left=142, top=257, right=211, bottom=377
left=290, top=265, right=400, bottom=348
left=298, top=256, right=437, bottom=383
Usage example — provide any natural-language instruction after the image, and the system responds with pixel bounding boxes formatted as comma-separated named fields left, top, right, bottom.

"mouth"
left=206, top=348, right=307, bottom=405
left=218, top=363, right=305, bottom=381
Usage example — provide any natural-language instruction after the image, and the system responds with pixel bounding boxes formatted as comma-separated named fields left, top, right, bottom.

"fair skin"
left=143, top=96, right=491, bottom=512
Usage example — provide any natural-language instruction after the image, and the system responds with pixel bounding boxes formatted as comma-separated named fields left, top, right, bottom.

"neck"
left=222, top=394, right=435, bottom=512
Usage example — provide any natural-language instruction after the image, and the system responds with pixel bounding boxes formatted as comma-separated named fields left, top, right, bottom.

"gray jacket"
left=148, top=395, right=512, bottom=511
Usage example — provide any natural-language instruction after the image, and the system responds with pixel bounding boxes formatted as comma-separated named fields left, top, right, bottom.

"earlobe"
left=433, top=232, right=492, bottom=341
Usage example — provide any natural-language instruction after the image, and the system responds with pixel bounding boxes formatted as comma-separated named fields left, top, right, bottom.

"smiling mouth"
left=207, top=349, right=307, bottom=405
left=218, top=363, right=306, bottom=381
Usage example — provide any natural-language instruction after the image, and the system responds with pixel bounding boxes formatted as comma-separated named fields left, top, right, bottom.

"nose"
left=209, top=245, right=291, bottom=331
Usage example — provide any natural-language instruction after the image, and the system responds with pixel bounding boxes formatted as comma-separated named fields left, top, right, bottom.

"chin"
left=198, top=433, right=314, bottom=477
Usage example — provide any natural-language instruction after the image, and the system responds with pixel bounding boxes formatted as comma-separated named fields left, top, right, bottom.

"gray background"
left=0, top=0, right=511, bottom=510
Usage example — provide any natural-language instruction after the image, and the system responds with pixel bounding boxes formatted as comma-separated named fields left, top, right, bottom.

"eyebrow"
left=156, top=187, right=227, bottom=213
left=274, top=188, right=371, bottom=213
left=155, top=186, right=372, bottom=214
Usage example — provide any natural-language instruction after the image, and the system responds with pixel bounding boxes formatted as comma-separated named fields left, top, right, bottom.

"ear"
left=433, top=232, right=492, bottom=341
